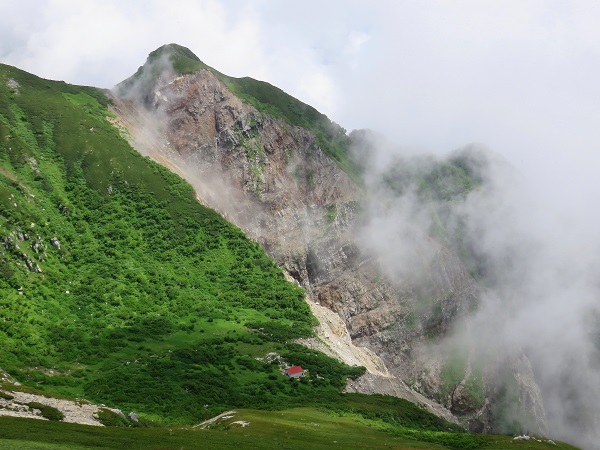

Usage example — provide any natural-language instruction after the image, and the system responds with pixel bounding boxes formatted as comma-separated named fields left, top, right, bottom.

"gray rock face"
left=110, top=68, right=547, bottom=433
left=487, top=354, right=548, bottom=436
left=345, top=372, right=458, bottom=424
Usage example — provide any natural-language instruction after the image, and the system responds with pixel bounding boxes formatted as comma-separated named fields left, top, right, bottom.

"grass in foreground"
left=0, top=408, right=580, bottom=450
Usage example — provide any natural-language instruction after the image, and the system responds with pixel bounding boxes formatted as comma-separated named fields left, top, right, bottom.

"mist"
left=463, top=157, right=600, bottom=447
left=352, top=132, right=600, bottom=447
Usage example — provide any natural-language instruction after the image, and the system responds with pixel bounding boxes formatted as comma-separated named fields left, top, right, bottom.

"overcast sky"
left=1, top=0, right=599, bottom=221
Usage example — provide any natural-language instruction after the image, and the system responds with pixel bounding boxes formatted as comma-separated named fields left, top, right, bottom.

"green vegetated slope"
left=116, top=43, right=360, bottom=182
left=0, top=62, right=509, bottom=450
left=0, top=63, right=366, bottom=423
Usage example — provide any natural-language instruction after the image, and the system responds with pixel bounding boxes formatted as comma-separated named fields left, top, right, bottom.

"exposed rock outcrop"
left=109, top=55, right=547, bottom=433
left=0, top=389, right=109, bottom=426
left=345, top=373, right=457, bottom=424
left=295, top=297, right=392, bottom=378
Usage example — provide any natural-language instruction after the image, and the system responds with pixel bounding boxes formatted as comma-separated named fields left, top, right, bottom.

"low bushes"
left=27, top=402, right=64, bottom=421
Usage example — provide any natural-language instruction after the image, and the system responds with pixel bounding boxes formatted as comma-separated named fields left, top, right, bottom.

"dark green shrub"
left=0, top=391, right=14, bottom=400
left=27, top=402, right=64, bottom=421
left=96, top=408, right=131, bottom=427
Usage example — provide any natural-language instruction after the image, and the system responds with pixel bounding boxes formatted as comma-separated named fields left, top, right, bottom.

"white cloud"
left=344, top=30, right=371, bottom=55
left=297, top=70, right=337, bottom=118
left=0, top=0, right=271, bottom=87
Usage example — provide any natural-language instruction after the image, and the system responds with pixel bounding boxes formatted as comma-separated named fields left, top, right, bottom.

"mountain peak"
left=148, top=43, right=202, bottom=66
left=114, top=43, right=209, bottom=97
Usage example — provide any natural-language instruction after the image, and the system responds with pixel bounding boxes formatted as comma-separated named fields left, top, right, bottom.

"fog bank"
left=354, top=133, right=600, bottom=448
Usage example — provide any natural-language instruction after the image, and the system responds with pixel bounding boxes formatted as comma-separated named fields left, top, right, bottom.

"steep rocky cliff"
left=110, top=44, right=547, bottom=434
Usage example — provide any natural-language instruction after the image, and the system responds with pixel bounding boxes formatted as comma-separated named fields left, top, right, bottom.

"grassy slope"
left=0, top=410, right=579, bottom=450
left=0, top=411, right=446, bottom=450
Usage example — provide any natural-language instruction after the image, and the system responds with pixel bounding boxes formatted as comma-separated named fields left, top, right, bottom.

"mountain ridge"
left=0, top=45, right=584, bottom=448
left=0, top=58, right=498, bottom=450
left=109, top=44, right=548, bottom=437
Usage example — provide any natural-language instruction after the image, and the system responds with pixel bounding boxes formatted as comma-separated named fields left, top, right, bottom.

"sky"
left=0, top=1, right=598, bottom=151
